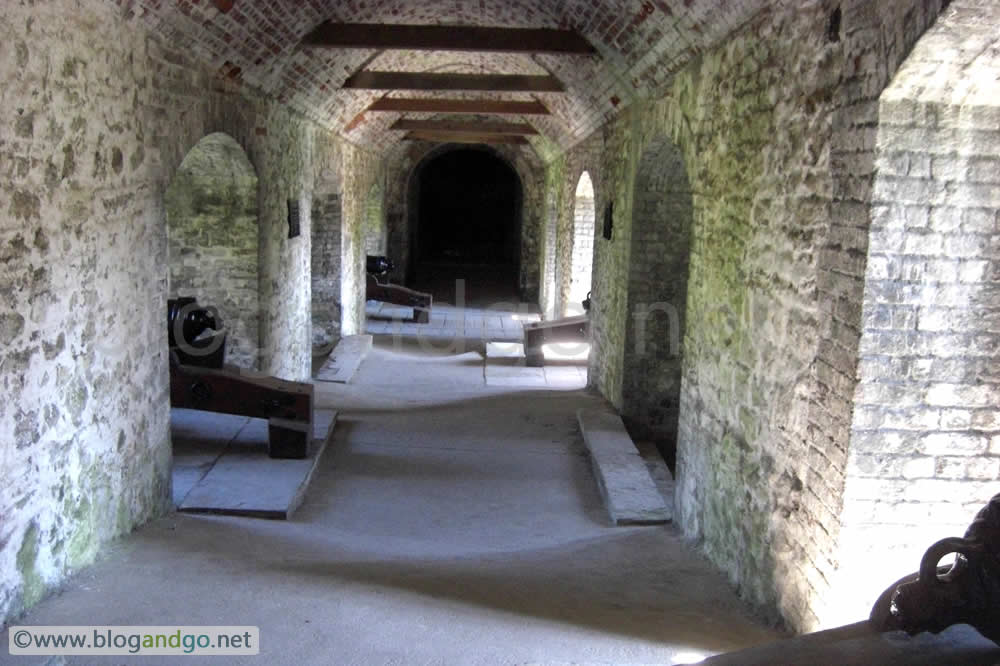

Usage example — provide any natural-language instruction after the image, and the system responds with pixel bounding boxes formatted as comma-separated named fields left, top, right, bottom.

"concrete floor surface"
left=4, top=319, right=781, bottom=665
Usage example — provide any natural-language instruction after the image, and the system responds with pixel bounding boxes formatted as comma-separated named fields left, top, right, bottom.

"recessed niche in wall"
left=287, top=198, right=301, bottom=239
left=827, top=6, right=841, bottom=43
left=602, top=201, right=614, bottom=240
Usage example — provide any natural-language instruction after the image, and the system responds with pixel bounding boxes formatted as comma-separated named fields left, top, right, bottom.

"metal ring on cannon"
left=870, top=492, right=1000, bottom=645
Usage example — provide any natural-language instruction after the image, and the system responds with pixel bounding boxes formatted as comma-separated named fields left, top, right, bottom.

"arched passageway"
left=568, top=171, right=595, bottom=315
left=166, top=132, right=260, bottom=369
left=622, top=139, right=693, bottom=468
left=408, top=147, right=522, bottom=305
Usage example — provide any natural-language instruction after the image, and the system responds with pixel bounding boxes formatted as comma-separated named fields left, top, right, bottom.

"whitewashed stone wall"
left=834, top=0, right=1000, bottom=626
left=0, top=0, right=381, bottom=625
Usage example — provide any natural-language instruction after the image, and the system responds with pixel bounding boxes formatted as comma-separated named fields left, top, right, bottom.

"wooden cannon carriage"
left=365, top=255, right=432, bottom=323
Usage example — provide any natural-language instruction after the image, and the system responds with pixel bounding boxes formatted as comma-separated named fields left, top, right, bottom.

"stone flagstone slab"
left=576, top=408, right=672, bottom=525
left=178, top=409, right=336, bottom=519
left=316, top=334, right=373, bottom=383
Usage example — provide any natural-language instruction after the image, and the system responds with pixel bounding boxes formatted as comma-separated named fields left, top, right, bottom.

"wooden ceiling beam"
left=367, top=98, right=551, bottom=115
left=402, top=131, right=530, bottom=145
left=343, top=71, right=564, bottom=92
left=390, top=119, right=539, bottom=135
left=303, top=23, right=595, bottom=55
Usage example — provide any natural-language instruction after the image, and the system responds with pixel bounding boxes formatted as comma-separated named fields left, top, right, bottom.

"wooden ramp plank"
left=576, top=408, right=672, bottom=525
left=177, top=408, right=336, bottom=520
left=316, top=335, right=373, bottom=383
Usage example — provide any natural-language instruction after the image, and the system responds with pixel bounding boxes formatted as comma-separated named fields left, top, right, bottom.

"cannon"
left=870, top=491, right=1000, bottom=645
left=167, top=297, right=227, bottom=368
left=366, top=255, right=394, bottom=277
left=365, top=255, right=432, bottom=323
left=168, top=296, right=315, bottom=459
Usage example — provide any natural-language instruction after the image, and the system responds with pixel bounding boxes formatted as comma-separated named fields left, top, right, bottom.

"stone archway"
left=622, top=138, right=693, bottom=467
left=568, top=171, right=595, bottom=315
left=166, top=132, right=259, bottom=369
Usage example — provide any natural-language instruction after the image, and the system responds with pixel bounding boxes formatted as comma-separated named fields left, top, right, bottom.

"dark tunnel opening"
left=409, top=147, right=522, bottom=304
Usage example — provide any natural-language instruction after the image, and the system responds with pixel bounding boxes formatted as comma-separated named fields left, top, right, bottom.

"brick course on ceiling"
left=119, top=0, right=768, bottom=153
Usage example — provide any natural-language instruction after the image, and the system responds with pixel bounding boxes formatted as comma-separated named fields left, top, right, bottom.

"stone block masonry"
left=834, top=0, right=1000, bottom=627
left=312, top=191, right=343, bottom=347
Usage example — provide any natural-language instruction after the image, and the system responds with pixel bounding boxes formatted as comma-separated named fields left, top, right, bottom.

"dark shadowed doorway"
left=408, top=146, right=522, bottom=306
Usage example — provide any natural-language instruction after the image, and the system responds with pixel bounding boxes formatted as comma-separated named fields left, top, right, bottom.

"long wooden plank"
left=368, top=98, right=551, bottom=115
left=303, top=23, right=595, bottom=54
left=343, top=71, right=565, bottom=92
left=402, top=131, right=529, bottom=145
left=390, top=119, right=539, bottom=135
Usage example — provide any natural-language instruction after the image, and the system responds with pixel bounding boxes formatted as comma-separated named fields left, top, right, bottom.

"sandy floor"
left=5, top=309, right=781, bottom=665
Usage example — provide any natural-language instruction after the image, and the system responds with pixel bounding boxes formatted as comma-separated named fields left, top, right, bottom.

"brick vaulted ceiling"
left=122, top=0, right=768, bottom=157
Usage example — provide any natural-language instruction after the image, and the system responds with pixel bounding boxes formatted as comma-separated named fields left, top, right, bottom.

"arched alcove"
left=568, top=171, right=595, bottom=315
left=622, top=139, right=693, bottom=468
left=407, top=146, right=523, bottom=303
left=166, top=132, right=260, bottom=369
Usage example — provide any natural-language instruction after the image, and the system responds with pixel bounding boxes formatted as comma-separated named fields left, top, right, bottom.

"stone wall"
left=341, top=144, right=384, bottom=336
left=540, top=158, right=563, bottom=319
left=0, top=0, right=377, bottom=625
left=363, top=183, right=387, bottom=256
left=0, top=1, right=173, bottom=622
left=311, top=192, right=343, bottom=347
left=556, top=0, right=948, bottom=631
left=834, top=0, right=1000, bottom=624
left=166, top=133, right=260, bottom=369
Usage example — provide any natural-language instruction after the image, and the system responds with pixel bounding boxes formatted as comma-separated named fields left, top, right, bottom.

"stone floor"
left=365, top=301, right=537, bottom=343
left=365, top=302, right=588, bottom=390
left=4, top=302, right=783, bottom=665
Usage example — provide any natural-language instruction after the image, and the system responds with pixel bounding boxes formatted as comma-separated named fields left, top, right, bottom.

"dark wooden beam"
left=303, top=23, right=595, bottom=55
left=343, top=71, right=564, bottom=92
left=402, top=131, right=529, bottom=145
left=368, top=97, right=551, bottom=115
left=390, top=119, right=539, bottom=135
